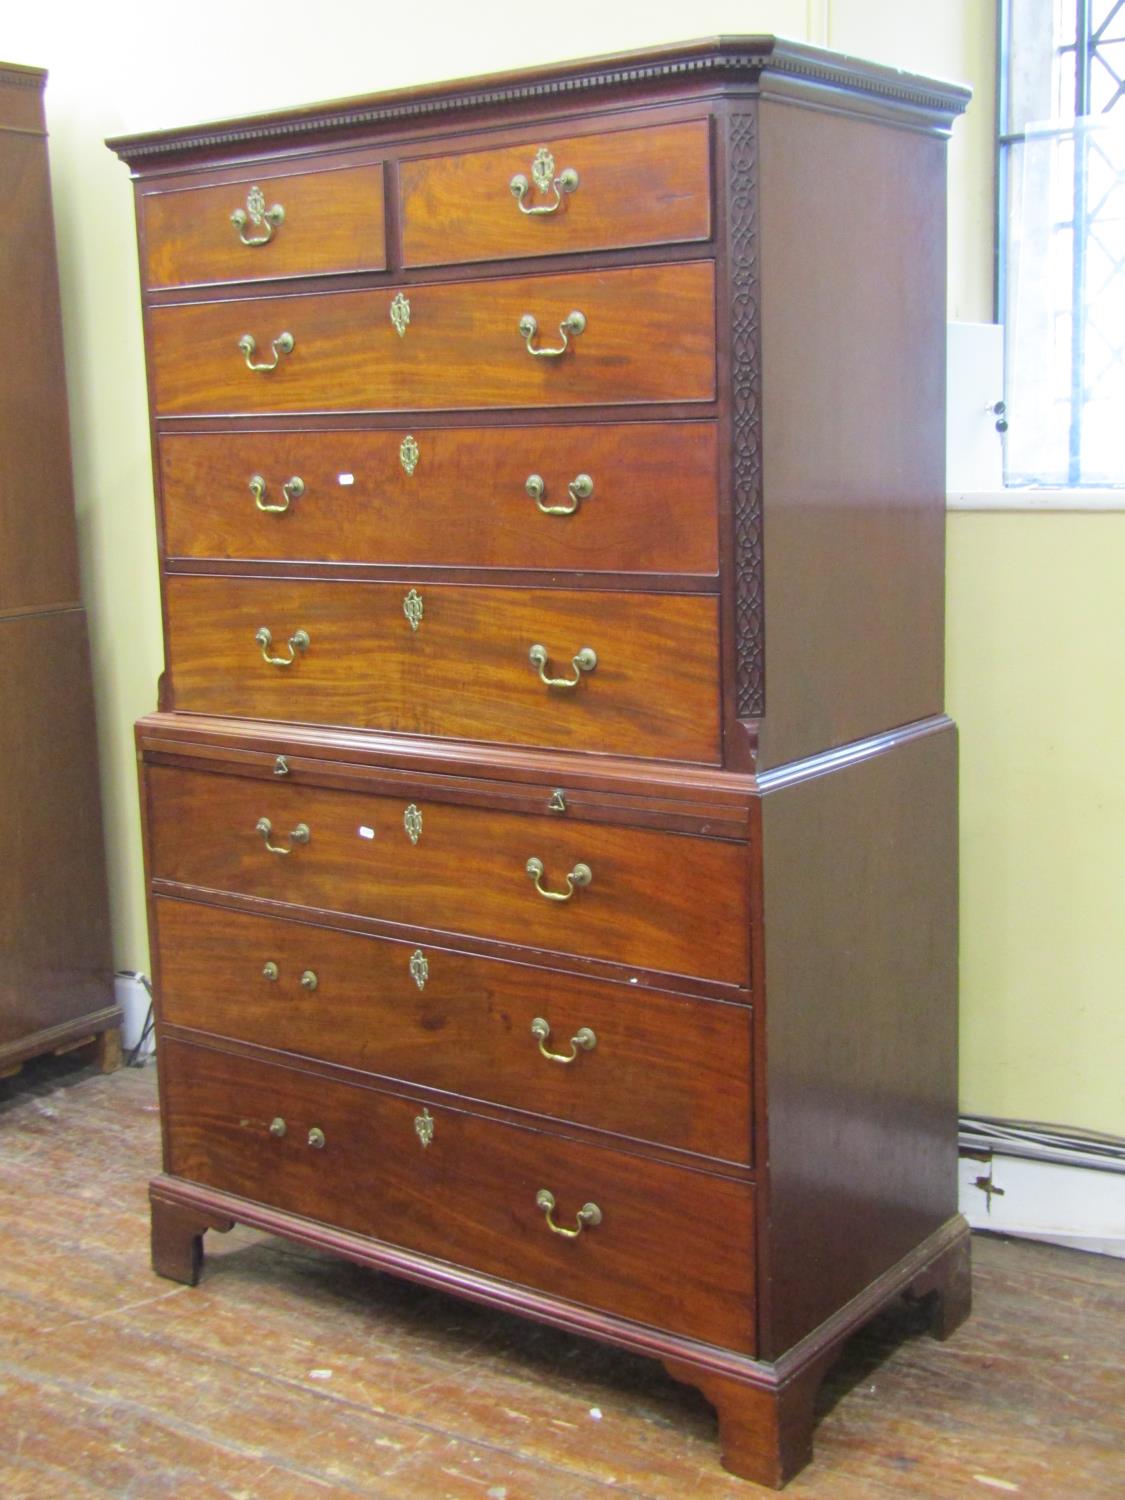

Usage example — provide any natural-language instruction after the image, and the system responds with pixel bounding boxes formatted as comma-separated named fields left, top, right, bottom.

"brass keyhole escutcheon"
left=400, top=434, right=420, bottom=476
left=403, top=589, right=424, bottom=632
left=390, top=292, right=411, bottom=337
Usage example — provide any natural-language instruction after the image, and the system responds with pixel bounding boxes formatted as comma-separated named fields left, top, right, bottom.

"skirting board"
left=959, top=1152, right=1125, bottom=1259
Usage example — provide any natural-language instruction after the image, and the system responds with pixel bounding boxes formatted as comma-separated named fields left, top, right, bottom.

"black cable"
left=115, top=970, right=155, bottom=1068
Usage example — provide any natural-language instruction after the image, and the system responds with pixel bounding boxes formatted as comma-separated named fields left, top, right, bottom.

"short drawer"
left=164, top=576, right=721, bottom=763
left=148, top=261, right=716, bottom=415
left=154, top=898, right=753, bottom=1164
left=145, top=765, right=750, bottom=986
left=160, top=1037, right=756, bottom=1350
left=401, top=118, right=711, bottom=267
left=159, top=421, right=719, bottom=575
left=140, top=161, right=387, bottom=289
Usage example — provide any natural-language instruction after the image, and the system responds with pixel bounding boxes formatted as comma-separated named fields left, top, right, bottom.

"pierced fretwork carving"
left=728, top=111, right=765, bottom=720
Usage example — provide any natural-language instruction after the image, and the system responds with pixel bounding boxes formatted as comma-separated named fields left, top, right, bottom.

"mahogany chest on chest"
left=110, top=38, right=971, bottom=1486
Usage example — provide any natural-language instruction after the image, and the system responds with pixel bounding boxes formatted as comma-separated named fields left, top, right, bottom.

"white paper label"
left=358, top=825, right=375, bottom=840
left=338, top=473, right=355, bottom=486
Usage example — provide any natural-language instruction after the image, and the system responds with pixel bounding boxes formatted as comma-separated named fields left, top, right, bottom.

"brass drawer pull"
left=255, top=817, right=310, bottom=855
left=535, top=1189, right=602, bottom=1238
left=300, top=969, right=319, bottom=992
left=526, top=856, right=592, bottom=902
left=238, top=330, right=294, bottom=372
left=262, top=961, right=279, bottom=981
left=307, top=1127, right=326, bottom=1150
left=525, top=472, right=593, bottom=516
left=509, top=147, right=579, bottom=216
left=530, top=1017, right=597, bottom=1064
left=269, top=1117, right=287, bottom=1138
left=518, top=309, right=585, bottom=359
left=529, top=643, right=596, bottom=689
left=255, top=626, right=309, bottom=666
left=230, top=185, right=285, bottom=246
left=250, top=473, right=304, bottom=514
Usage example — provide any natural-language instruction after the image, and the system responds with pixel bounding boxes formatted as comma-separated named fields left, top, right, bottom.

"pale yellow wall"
left=14, top=4, right=1119, bottom=1137
left=948, top=514, right=1125, bottom=1135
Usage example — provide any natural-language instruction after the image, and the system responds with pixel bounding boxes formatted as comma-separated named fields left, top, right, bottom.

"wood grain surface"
left=163, top=575, right=721, bottom=762
left=153, top=897, right=752, bottom=1163
left=144, top=763, right=750, bottom=984
left=401, top=118, right=711, bottom=267
left=3, top=1061, right=1122, bottom=1500
left=0, top=99, right=81, bottom=614
left=148, top=262, right=716, bottom=415
left=158, top=420, right=719, bottom=573
left=141, top=160, right=387, bottom=289
left=752, top=100, right=947, bottom=766
left=0, top=615, right=116, bottom=1057
left=758, top=723, right=959, bottom=1358
left=159, top=1036, right=757, bottom=1350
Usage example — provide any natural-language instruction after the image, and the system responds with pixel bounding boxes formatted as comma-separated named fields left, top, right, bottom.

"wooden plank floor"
left=1, top=1056, right=1122, bottom=1499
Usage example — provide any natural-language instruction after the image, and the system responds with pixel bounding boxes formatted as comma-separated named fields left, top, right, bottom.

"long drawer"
left=158, top=421, right=719, bottom=574
left=140, top=160, right=387, bottom=289
left=148, top=262, right=716, bottom=415
left=145, top=764, right=750, bottom=985
left=400, top=118, right=711, bottom=267
left=154, top=898, right=752, bottom=1164
left=160, top=1036, right=757, bottom=1350
left=164, top=576, right=721, bottom=763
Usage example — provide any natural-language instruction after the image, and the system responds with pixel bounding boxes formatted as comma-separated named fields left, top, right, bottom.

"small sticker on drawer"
left=338, top=472, right=355, bottom=486
left=358, top=824, right=375, bottom=840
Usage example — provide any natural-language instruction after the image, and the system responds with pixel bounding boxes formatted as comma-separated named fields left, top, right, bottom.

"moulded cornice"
left=107, top=36, right=971, bottom=165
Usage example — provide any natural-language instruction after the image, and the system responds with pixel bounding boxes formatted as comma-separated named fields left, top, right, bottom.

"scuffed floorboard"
left=0, top=1058, right=1121, bottom=1498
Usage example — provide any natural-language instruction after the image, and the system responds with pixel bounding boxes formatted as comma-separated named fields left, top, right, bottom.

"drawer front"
left=141, top=162, right=387, bottom=288
left=159, top=422, right=719, bottom=575
left=160, top=1037, right=756, bottom=1350
left=401, top=119, right=711, bottom=268
left=154, top=898, right=752, bottom=1164
left=149, top=262, right=716, bottom=415
left=145, top=765, right=750, bottom=985
left=164, top=576, right=721, bottom=763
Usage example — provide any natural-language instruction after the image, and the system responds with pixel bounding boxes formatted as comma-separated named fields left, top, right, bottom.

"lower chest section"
left=144, top=739, right=757, bottom=1349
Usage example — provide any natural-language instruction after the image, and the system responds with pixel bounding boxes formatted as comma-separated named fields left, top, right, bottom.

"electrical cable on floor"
left=115, top=970, right=155, bottom=1068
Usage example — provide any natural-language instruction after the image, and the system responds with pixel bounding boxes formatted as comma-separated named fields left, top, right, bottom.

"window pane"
left=1008, top=0, right=1068, bottom=130
left=1004, top=117, right=1125, bottom=486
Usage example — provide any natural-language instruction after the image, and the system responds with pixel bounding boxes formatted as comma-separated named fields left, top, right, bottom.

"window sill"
left=948, top=489, right=1125, bottom=512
